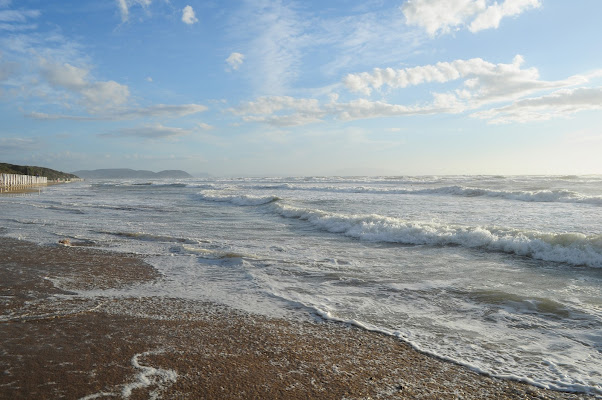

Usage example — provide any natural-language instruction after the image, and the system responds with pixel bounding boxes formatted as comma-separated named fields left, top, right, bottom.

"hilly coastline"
left=72, top=168, right=192, bottom=179
left=1, top=162, right=79, bottom=181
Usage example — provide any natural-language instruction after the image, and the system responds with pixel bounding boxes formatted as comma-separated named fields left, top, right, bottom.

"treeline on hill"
left=0, top=163, right=79, bottom=181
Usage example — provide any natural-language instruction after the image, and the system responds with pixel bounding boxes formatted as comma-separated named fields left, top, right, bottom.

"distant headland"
left=72, top=168, right=193, bottom=179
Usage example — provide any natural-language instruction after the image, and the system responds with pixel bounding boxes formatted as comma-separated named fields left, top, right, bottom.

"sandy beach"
left=0, top=237, right=596, bottom=400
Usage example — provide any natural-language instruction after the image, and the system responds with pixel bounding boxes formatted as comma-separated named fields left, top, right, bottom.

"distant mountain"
left=155, top=170, right=193, bottom=179
left=72, top=168, right=192, bottom=179
left=1, top=162, right=79, bottom=180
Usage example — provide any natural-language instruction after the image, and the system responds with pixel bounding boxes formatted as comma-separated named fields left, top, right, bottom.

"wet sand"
left=0, top=238, right=596, bottom=399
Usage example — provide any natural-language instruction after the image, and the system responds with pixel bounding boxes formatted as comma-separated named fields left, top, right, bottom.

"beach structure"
left=0, top=173, right=48, bottom=193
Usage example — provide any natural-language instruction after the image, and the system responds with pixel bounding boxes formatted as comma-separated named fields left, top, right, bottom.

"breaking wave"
left=198, top=191, right=280, bottom=206
left=252, top=184, right=602, bottom=205
left=269, top=203, right=602, bottom=268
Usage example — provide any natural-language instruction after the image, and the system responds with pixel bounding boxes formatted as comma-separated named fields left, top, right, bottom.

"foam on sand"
left=122, top=350, right=178, bottom=398
left=80, top=349, right=178, bottom=400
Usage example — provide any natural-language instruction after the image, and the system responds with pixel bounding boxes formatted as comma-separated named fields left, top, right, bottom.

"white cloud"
left=471, top=87, right=602, bottom=123
left=242, top=113, right=325, bottom=127
left=0, top=23, right=37, bottom=31
left=115, top=0, right=153, bottom=23
left=116, top=103, right=208, bottom=119
left=343, top=55, right=588, bottom=108
left=181, top=5, right=198, bottom=25
left=0, top=12, right=136, bottom=116
left=232, top=2, right=308, bottom=94
left=229, top=95, right=438, bottom=126
left=116, top=0, right=129, bottom=22
left=81, top=81, right=130, bottom=109
left=197, top=122, right=214, bottom=130
left=331, top=99, right=448, bottom=121
left=230, top=55, right=601, bottom=127
left=102, top=123, right=192, bottom=139
left=26, top=112, right=98, bottom=121
left=41, top=61, right=89, bottom=89
left=401, top=0, right=540, bottom=35
left=229, top=96, right=326, bottom=127
left=27, top=103, right=208, bottom=121
left=39, top=60, right=130, bottom=111
left=226, top=52, right=245, bottom=71
left=231, top=96, right=321, bottom=116
left=0, top=9, right=40, bottom=22
left=340, top=65, right=599, bottom=122
left=0, top=8, right=39, bottom=31
left=469, top=0, right=540, bottom=32
left=229, top=1, right=425, bottom=93
left=402, top=0, right=485, bottom=35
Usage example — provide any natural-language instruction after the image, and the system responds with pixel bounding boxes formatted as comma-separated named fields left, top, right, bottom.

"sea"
left=1, top=175, right=601, bottom=395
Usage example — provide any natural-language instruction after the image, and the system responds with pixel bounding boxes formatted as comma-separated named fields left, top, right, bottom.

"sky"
left=1, top=0, right=601, bottom=176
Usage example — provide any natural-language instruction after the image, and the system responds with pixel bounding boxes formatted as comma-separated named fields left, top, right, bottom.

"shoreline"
left=0, top=237, right=597, bottom=399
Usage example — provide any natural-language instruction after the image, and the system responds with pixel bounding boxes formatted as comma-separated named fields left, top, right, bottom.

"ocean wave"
left=185, top=183, right=221, bottom=189
left=98, top=230, right=199, bottom=244
left=181, top=245, right=249, bottom=259
left=126, top=182, right=189, bottom=188
left=417, top=186, right=602, bottom=204
left=48, top=205, right=86, bottom=215
left=92, top=182, right=187, bottom=188
left=269, top=203, right=602, bottom=268
left=250, top=184, right=602, bottom=205
left=198, top=190, right=280, bottom=206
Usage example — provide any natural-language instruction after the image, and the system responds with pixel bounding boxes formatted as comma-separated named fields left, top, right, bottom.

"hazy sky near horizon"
left=1, top=0, right=601, bottom=176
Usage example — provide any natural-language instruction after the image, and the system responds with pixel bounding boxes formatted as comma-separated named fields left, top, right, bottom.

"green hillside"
left=0, top=163, right=79, bottom=181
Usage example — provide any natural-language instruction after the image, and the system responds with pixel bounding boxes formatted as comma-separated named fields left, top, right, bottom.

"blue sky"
left=1, top=0, right=601, bottom=176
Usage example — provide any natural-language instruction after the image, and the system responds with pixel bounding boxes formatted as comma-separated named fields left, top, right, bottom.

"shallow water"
left=1, top=175, right=601, bottom=394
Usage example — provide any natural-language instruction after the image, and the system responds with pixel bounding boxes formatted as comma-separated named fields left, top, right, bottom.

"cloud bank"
left=231, top=55, right=600, bottom=126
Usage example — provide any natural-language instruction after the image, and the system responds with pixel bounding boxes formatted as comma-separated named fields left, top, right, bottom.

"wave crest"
left=270, top=203, right=602, bottom=268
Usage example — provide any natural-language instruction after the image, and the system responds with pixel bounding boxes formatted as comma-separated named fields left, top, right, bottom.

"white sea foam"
left=181, top=245, right=249, bottom=259
left=122, top=350, right=177, bottom=398
left=198, top=190, right=280, bottom=206
left=4, top=175, right=602, bottom=396
left=270, top=202, right=602, bottom=268
left=78, top=350, right=177, bottom=400
left=185, top=183, right=221, bottom=189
